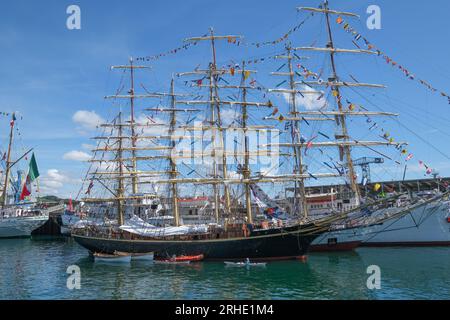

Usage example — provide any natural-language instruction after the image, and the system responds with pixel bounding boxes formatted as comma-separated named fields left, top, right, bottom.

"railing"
left=41, top=204, right=65, bottom=216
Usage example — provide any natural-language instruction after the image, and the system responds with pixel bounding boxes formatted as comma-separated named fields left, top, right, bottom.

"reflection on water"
left=0, top=238, right=449, bottom=299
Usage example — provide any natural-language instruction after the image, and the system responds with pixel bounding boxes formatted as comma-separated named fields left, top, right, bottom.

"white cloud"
left=39, top=169, right=80, bottom=196
left=72, top=110, right=105, bottom=131
left=63, top=150, right=92, bottom=161
left=282, top=85, right=327, bottom=110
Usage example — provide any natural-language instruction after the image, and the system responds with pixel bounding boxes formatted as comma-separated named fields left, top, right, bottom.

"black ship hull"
left=72, top=224, right=323, bottom=261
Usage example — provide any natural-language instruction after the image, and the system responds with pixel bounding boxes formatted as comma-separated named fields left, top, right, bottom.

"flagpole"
left=2, top=114, right=15, bottom=207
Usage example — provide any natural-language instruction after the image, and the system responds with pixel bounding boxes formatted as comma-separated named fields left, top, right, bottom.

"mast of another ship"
left=323, top=0, right=360, bottom=202
left=259, top=2, right=401, bottom=215
left=1, top=113, right=15, bottom=207
left=294, top=1, right=398, bottom=205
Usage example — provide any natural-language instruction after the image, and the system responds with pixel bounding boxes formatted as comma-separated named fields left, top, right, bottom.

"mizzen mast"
left=267, top=47, right=316, bottom=218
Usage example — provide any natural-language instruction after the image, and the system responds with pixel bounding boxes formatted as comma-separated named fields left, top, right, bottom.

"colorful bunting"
left=136, top=33, right=208, bottom=62
left=335, top=16, right=450, bottom=104
left=250, top=12, right=314, bottom=48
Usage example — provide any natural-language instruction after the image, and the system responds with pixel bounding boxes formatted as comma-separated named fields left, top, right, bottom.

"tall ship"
left=0, top=113, right=49, bottom=238
left=72, top=1, right=450, bottom=257
left=71, top=27, right=354, bottom=260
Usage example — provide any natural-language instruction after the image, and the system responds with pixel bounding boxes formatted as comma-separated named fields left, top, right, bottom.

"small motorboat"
left=115, top=251, right=154, bottom=261
left=93, top=251, right=131, bottom=264
left=224, top=258, right=267, bottom=267
left=155, top=254, right=204, bottom=264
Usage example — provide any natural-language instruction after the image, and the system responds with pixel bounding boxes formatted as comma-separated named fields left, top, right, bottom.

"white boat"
left=93, top=252, right=132, bottom=263
left=310, top=226, right=364, bottom=252
left=361, top=195, right=450, bottom=246
left=305, top=190, right=450, bottom=249
left=0, top=209, right=49, bottom=238
left=116, top=251, right=154, bottom=261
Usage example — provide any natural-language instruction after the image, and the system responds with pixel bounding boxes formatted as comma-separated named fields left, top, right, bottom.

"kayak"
left=224, top=261, right=267, bottom=267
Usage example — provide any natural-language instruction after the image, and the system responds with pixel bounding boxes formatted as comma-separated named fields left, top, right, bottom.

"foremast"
left=109, top=60, right=152, bottom=196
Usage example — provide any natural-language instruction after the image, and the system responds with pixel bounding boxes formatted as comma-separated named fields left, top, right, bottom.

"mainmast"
left=169, top=77, right=180, bottom=226
left=2, top=113, right=15, bottom=207
left=286, top=46, right=308, bottom=218
left=129, top=57, right=138, bottom=195
left=116, top=112, right=125, bottom=225
left=208, top=37, right=221, bottom=223
left=209, top=27, right=231, bottom=217
left=240, top=62, right=253, bottom=224
left=184, top=28, right=243, bottom=220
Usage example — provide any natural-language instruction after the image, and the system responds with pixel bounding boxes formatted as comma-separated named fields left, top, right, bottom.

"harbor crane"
left=353, top=157, right=384, bottom=185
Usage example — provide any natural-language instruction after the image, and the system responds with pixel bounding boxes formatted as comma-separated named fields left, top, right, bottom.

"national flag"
left=20, top=153, right=40, bottom=201
left=85, top=180, right=94, bottom=195
left=10, top=113, right=16, bottom=127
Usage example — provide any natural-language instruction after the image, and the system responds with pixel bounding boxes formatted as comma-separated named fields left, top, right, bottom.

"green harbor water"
left=0, top=238, right=449, bottom=300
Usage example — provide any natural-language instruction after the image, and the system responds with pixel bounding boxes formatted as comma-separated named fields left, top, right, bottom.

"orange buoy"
left=297, top=255, right=308, bottom=263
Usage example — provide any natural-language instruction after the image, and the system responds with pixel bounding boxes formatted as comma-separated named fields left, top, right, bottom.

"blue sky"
left=0, top=0, right=449, bottom=198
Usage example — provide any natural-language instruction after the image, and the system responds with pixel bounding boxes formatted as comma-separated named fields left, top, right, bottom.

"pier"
left=31, top=203, right=65, bottom=236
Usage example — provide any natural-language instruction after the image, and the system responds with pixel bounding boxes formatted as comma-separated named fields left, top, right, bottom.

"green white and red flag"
left=20, top=153, right=40, bottom=201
